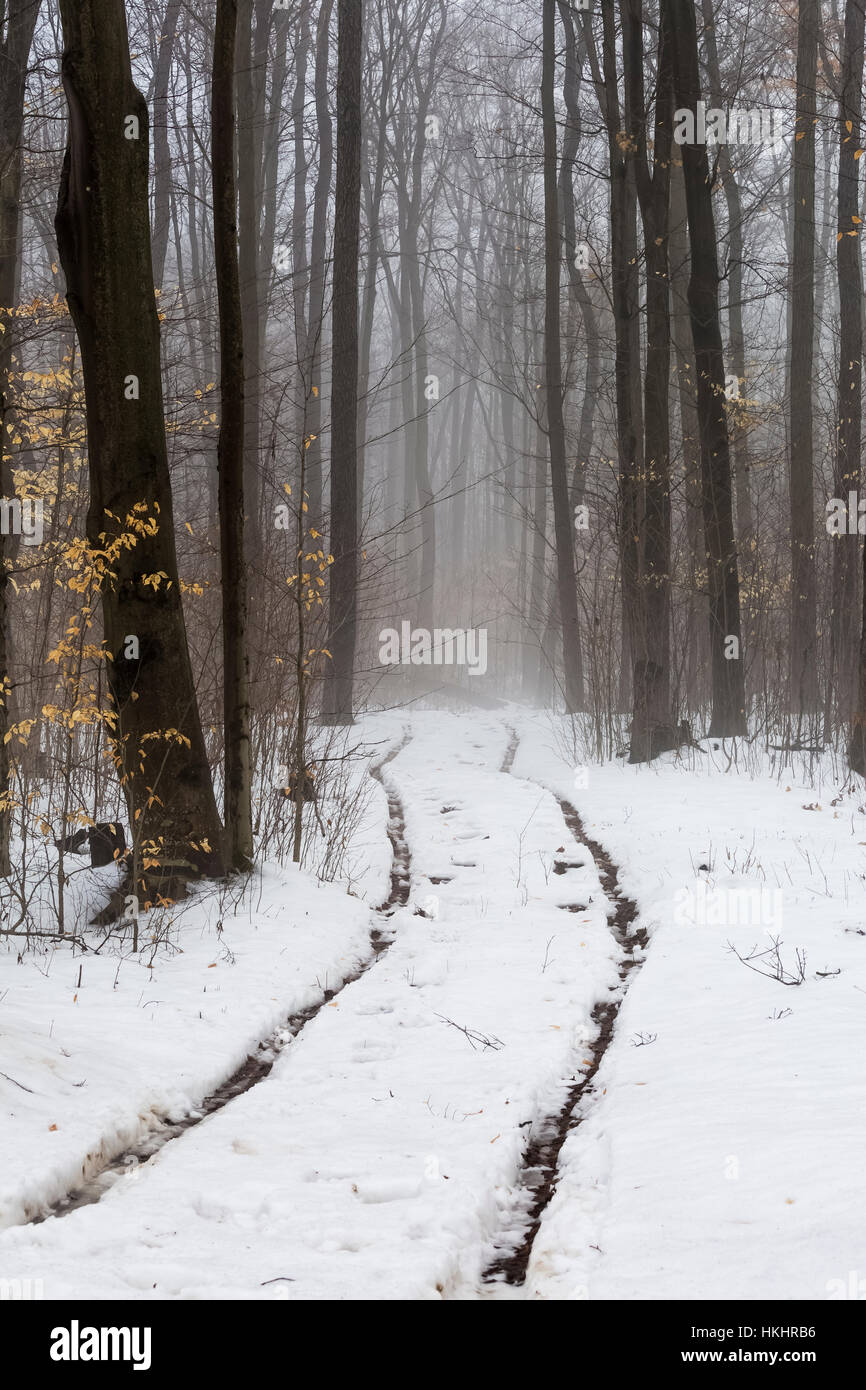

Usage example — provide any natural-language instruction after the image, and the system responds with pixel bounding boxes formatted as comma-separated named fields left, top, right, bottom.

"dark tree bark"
left=322, top=0, right=362, bottom=724
left=669, top=157, right=709, bottom=712
left=55, top=0, right=225, bottom=886
left=0, top=0, right=40, bottom=877
left=304, top=0, right=335, bottom=530
left=623, top=0, right=676, bottom=762
left=289, top=1, right=312, bottom=472
left=832, top=0, right=865, bottom=731
left=150, top=0, right=182, bottom=289
left=699, top=0, right=753, bottom=548
left=388, top=2, right=446, bottom=636
left=665, top=0, right=746, bottom=736
left=179, top=24, right=217, bottom=396
left=357, top=36, right=387, bottom=508
left=407, top=209, right=436, bottom=635
left=236, top=0, right=271, bottom=561
left=212, top=0, right=253, bottom=869
left=844, top=2, right=866, bottom=772
left=582, top=3, right=642, bottom=714
left=788, top=0, right=820, bottom=718
left=542, top=0, right=583, bottom=712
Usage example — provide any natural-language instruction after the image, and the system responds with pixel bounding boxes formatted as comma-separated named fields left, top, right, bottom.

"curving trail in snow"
left=0, top=713, right=623, bottom=1299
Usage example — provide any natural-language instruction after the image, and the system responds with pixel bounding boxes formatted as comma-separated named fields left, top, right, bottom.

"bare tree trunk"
left=557, top=1, right=599, bottom=514
left=623, top=0, right=676, bottom=761
left=0, top=0, right=40, bottom=877
left=322, top=0, right=362, bottom=724
left=789, top=0, right=820, bottom=718
left=699, top=0, right=753, bottom=548
left=542, top=0, right=583, bottom=712
left=527, top=400, right=548, bottom=697
left=452, top=375, right=476, bottom=574
left=305, top=0, right=335, bottom=529
left=150, top=0, right=182, bottom=289
left=55, top=0, right=225, bottom=886
left=669, top=158, right=708, bottom=713
left=237, top=0, right=269, bottom=561
left=180, top=25, right=217, bottom=399
left=407, top=232, right=436, bottom=634
left=584, top=3, right=641, bottom=714
left=290, top=1, right=312, bottom=479
left=213, top=0, right=253, bottom=870
left=665, top=0, right=746, bottom=736
left=831, top=0, right=865, bottom=732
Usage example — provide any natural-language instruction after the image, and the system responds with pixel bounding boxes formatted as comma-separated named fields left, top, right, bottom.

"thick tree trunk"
left=212, top=0, right=253, bottom=870
left=623, top=0, right=676, bottom=762
left=788, top=0, right=820, bottom=718
left=585, top=3, right=642, bottom=712
left=542, top=0, right=583, bottom=712
left=844, top=1, right=866, bottom=772
left=322, top=0, right=362, bottom=724
left=669, top=158, right=708, bottom=713
left=665, top=0, right=746, bottom=736
left=55, top=0, right=225, bottom=887
left=0, top=0, right=40, bottom=877
left=832, top=0, right=865, bottom=732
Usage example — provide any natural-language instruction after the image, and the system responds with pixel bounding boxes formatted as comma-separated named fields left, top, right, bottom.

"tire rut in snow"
left=31, top=735, right=412, bottom=1225
left=482, top=756, right=645, bottom=1288
left=370, top=735, right=412, bottom=915
left=500, top=728, right=519, bottom=774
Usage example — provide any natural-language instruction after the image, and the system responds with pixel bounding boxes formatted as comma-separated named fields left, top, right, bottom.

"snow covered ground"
left=0, top=722, right=395, bottom=1231
left=512, top=718, right=866, bottom=1301
left=2, top=709, right=864, bottom=1300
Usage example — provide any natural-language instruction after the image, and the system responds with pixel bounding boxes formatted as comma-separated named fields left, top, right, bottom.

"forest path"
left=1, top=712, right=634, bottom=1299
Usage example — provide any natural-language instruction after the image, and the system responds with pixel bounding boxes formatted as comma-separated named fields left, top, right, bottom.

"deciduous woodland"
left=0, top=0, right=864, bottom=1314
